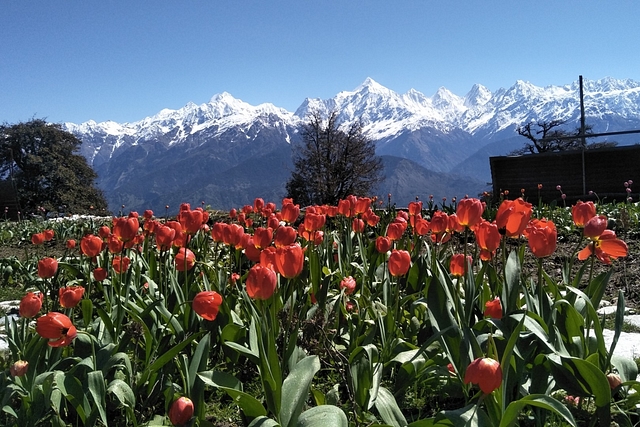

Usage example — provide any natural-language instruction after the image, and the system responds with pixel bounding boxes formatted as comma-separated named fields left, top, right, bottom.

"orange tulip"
left=578, top=215, right=628, bottom=264
left=36, top=312, right=77, bottom=347
left=246, top=263, right=277, bottom=300
left=572, top=200, right=597, bottom=228
left=354, top=197, right=371, bottom=215
left=456, top=198, right=484, bottom=228
left=275, top=243, right=304, bottom=279
left=449, top=254, right=471, bottom=277
left=495, top=198, right=532, bottom=237
left=484, top=297, right=502, bottom=319
left=464, top=357, right=502, bottom=394
left=362, top=208, right=380, bottom=227
left=178, top=208, right=204, bottom=234
left=59, top=285, right=85, bottom=308
left=430, top=211, right=449, bottom=234
left=192, top=291, right=223, bottom=321
left=168, top=396, right=194, bottom=426
left=525, top=219, right=557, bottom=258
left=19, top=292, right=43, bottom=318
left=37, top=257, right=58, bottom=279
left=81, top=234, right=103, bottom=258
left=388, top=250, right=411, bottom=277
left=175, top=248, right=196, bottom=271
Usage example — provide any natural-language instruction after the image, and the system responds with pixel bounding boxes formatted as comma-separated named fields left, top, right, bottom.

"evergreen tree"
left=286, top=109, right=383, bottom=206
left=0, top=119, right=109, bottom=216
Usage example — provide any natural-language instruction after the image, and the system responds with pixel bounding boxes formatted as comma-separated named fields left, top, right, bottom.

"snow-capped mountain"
left=65, top=77, right=640, bottom=213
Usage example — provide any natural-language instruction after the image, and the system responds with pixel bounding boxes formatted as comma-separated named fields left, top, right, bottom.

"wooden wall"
left=490, top=145, right=640, bottom=204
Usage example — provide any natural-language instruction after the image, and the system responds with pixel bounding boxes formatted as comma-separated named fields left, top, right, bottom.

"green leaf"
left=435, top=403, right=491, bottom=427
left=107, top=379, right=136, bottom=409
left=88, top=370, right=108, bottom=427
left=248, top=416, right=281, bottom=427
left=374, top=387, right=408, bottom=427
left=198, top=370, right=267, bottom=420
left=499, top=394, right=576, bottom=427
left=280, top=355, right=320, bottom=427
left=296, top=405, right=348, bottom=427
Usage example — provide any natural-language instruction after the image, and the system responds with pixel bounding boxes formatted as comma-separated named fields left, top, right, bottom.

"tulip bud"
left=10, top=360, right=28, bottom=377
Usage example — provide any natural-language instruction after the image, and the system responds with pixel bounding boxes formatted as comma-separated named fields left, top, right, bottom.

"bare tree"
left=512, top=120, right=616, bottom=155
left=286, top=109, right=384, bottom=206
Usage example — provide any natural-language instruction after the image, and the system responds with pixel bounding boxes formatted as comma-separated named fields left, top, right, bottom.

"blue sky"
left=2, top=1, right=640, bottom=125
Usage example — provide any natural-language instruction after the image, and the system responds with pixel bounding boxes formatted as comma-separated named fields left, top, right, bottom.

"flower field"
left=0, top=194, right=639, bottom=426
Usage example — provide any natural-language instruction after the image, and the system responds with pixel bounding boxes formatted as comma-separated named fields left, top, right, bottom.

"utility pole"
left=579, top=75, right=587, bottom=195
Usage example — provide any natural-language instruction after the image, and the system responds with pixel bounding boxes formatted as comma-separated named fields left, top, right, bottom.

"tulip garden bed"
left=0, top=197, right=638, bottom=427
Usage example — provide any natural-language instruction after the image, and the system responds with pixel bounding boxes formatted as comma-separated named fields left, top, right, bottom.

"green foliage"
left=0, top=119, right=109, bottom=217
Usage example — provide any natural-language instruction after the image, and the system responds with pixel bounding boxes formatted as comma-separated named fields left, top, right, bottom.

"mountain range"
left=64, top=77, right=640, bottom=213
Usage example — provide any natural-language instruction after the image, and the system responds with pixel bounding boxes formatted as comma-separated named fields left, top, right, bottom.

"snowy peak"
left=464, top=84, right=492, bottom=108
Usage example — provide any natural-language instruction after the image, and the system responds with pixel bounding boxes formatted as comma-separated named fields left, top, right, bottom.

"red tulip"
left=246, top=263, right=277, bottom=300
left=408, top=201, right=422, bottom=217
left=253, top=227, right=273, bottom=249
left=484, top=297, right=502, bottom=319
left=222, top=223, right=244, bottom=247
left=36, top=312, right=77, bottom=347
left=107, top=234, right=124, bottom=254
left=168, top=396, right=194, bottom=426
left=31, top=232, right=45, bottom=245
left=156, top=224, right=177, bottom=250
left=37, top=257, right=58, bottom=279
left=388, top=250, right=411, bottom=277
left=572, top=200, right=596, bottom=228
left=456, top=198, right=484, bottom=228
left=352, top=218, right=365, bottom=233
left=281, top=202, right=300, bottom=223
left=19, top=292, right=43, bottom=318
left=386, top=220, right=407, bottom=240
left=362, top=209, right=380, bottom=227
left=98, top=225, right=111, bottom=239
left=244, top=239, right=262, bottom=262
left=81, top=234, right=104, bottom=258
left=179, top=208, right=204, bottom=234
left=474, top=220, right=501, bottom=261
left=304, top=211, right=326, bottom=232
left=449, top=254, right=471, bottom=277
left=66, top=239, right=76, bottom=249
left=93, top=267, right=108, bottom=282
left=192, top=291, right=223, bottom=321
left=253, top=197, right=265, bottom=213
left=275, top=243, right=304, bottom=279
left=375, top=236, right=392, bottom=253
left=43, top=229, right=54, bottom=241
left=175, top=248, right=196, bottom=271
left=430, top=211, right=449, bottom=234
left=274, top=226, right=297, bottom=247
left=211, top=222, right=225, bottom=243
left=59, top=285, right=85, bottom=308
left=525, top=219, right=557, bottom=258
left=112, top=256, right=131, bottom=274
left=464, top=357, right=502, bottom=394
left=340, top=276, right=356, bottom=295
left=414, top=217, right=430, bottom=236
left=354, top=197, right=371, bottom=215
left=112, top=215, right=139, bottom=242
left=337, top=198, right=354, bottom=217
left=143, top=209, right=154, bottom=219
left=495, top=198, right=532, bottom=237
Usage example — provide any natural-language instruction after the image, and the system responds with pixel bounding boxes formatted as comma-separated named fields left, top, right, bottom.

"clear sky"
left=2, top=0, right=640, bottom=125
